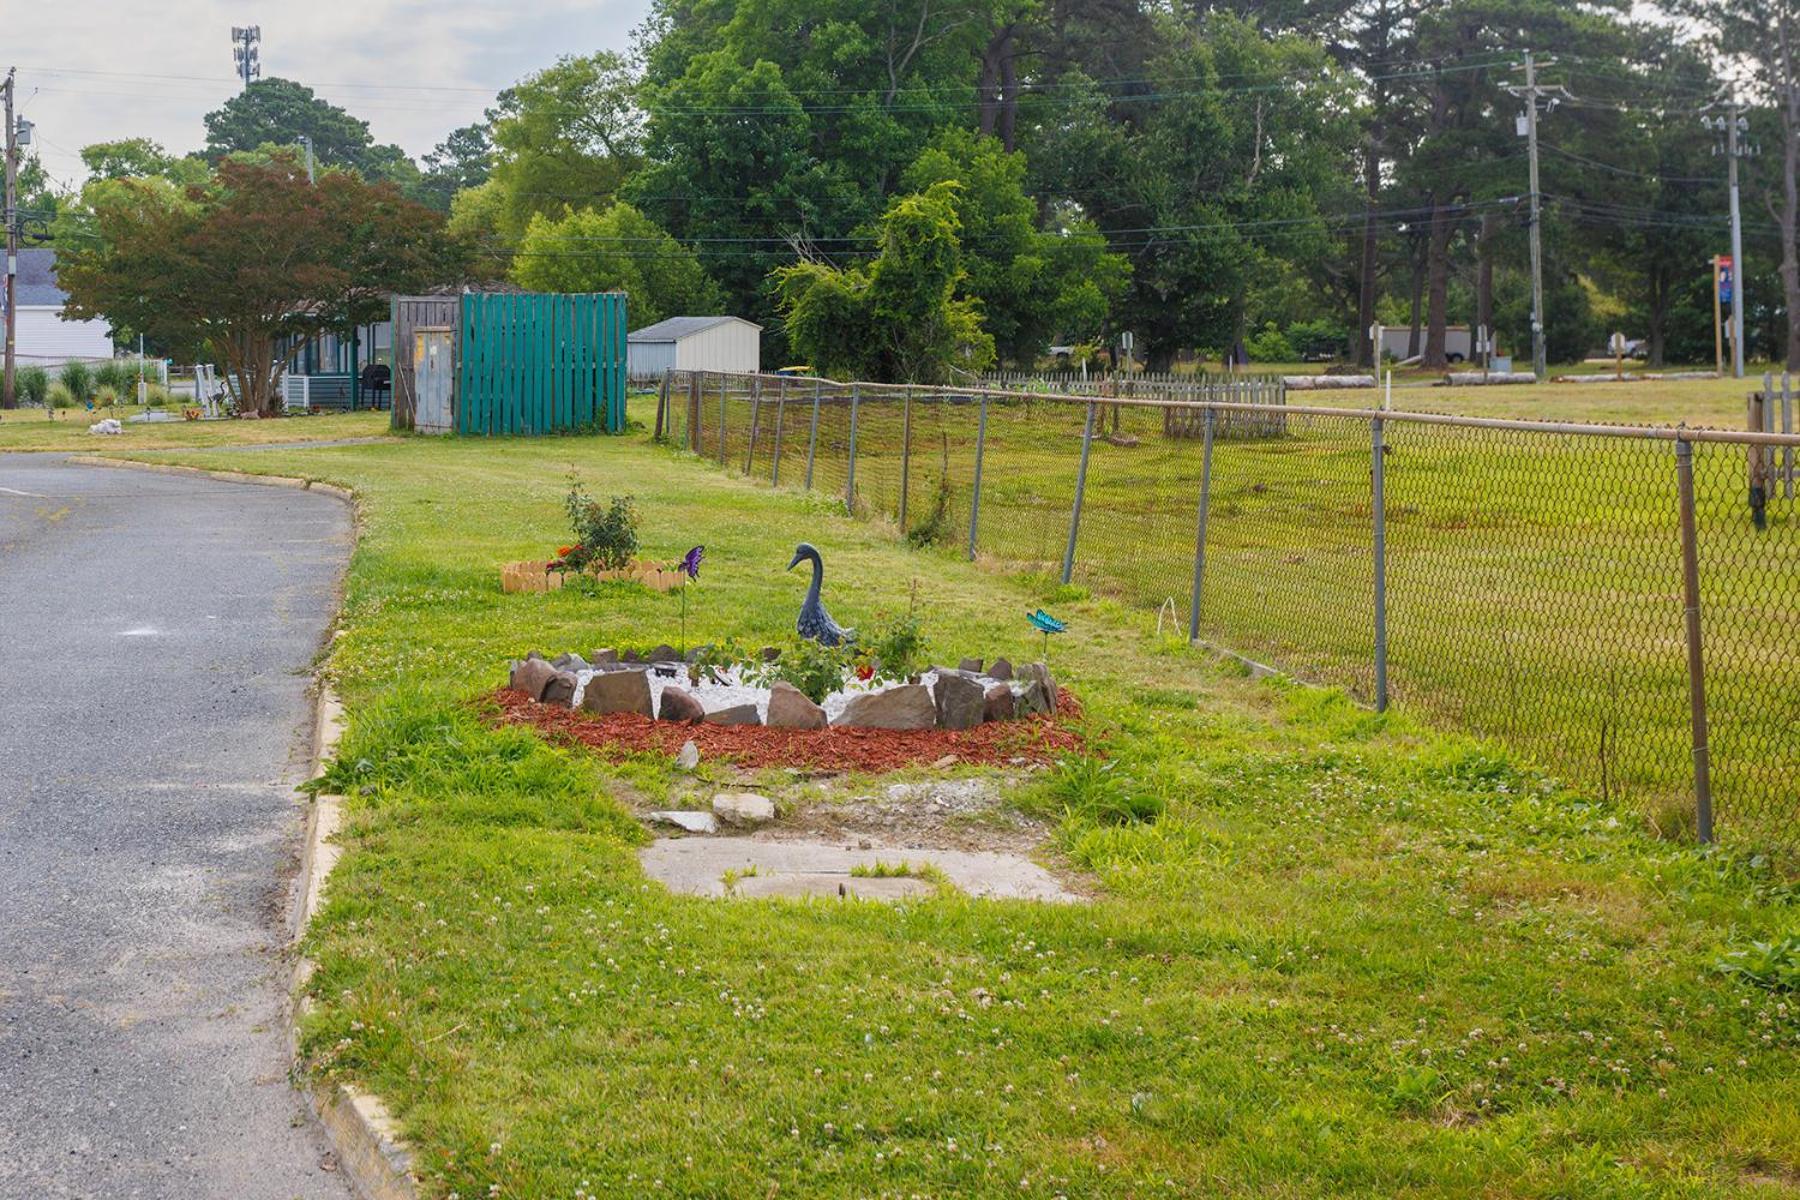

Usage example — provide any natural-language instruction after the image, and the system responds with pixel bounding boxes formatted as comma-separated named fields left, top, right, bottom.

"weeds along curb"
left=65, top=454, right=418, bottom=1200
left=298, top=686, right=419, bottom=1200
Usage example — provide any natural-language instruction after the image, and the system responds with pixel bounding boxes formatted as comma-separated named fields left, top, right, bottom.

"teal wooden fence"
left=457, top=292, right=628, bottom=435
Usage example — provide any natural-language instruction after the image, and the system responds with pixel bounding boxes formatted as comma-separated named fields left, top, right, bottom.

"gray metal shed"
left=627, top=315, right=761, bottom=380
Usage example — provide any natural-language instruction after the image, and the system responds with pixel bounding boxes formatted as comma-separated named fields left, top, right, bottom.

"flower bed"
left=499, top=560, right=688, bottom=593
left=491, top=686, right=1082, bottom=772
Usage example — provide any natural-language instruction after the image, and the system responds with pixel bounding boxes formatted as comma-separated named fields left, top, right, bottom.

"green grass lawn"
left=676, top=381, right=1800, bottom=850
left=101, top=423, right=1800, bottom=1199
left=0, top=405, right=392, bottom=451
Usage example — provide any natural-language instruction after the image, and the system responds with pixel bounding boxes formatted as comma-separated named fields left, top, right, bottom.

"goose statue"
left=787, top=542, right=852, bottom=646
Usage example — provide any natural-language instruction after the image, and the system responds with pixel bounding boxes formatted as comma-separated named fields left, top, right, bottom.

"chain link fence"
left=655, top=370, right=1800, bottom=852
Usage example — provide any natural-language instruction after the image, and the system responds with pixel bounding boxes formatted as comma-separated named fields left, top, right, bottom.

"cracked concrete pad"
left=640, top=837, right=1081, bottom=903
left=732, top=874, right=934, bottom=900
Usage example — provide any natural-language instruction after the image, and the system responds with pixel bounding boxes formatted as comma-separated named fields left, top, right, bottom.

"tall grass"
left=57, top=360, right=94, bottom=403
left=16, top=364, right=48, bottom=406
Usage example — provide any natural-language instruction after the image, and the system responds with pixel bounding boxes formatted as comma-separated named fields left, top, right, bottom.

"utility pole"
left=4, top=67, right=17, bottom=411
left=1507, top=52, right=1552, bottom=382
left=231, top=26, right=261, bottom=92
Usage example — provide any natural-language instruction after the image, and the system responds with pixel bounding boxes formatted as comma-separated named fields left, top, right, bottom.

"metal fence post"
left=1188, top=406, right=1216, bottom=642
left=744, top=376, right=761, bottom=475
left=846, top=384, right=860, bottom=513
left=899, top=386, right=913, bottom=530
left=1061, top=400, right=1097, bottom=584
left=1675, top=437, right=1715, bottom=842
left=655, top=368, right=671, bottom=441
left=687, top=372, right=700, bottom=452
left=968, top=394, right=988, bottom=561
left=771, top=377, right=785, bottom=486
left=717, top=373, right=728, bottom=466
left=805, top=379, right=821, bottom=490
left=1372, top=415, right=1389, bottom=712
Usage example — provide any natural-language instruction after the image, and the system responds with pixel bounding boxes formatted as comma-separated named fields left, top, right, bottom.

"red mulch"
left=489, top=687, right=1084, bottom=772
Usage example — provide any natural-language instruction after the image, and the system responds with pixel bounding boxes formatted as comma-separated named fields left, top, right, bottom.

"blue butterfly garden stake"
left=672, top=545, right=703, bottom=653
left=1027, top=608, right=1067, bottom=660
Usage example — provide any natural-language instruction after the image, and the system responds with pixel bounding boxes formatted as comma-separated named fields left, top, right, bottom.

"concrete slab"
left=732, top=874, right=934, bottom=900
left=639, top=836, right=1081, bottom=903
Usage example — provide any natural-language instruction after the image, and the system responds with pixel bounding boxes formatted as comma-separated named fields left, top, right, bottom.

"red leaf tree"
left=60, top=154, right=461, bottom=416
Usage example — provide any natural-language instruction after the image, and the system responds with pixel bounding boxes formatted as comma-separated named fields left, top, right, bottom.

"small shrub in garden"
left=561, top=482, right=639, bottom=571
left=754, top=637, right=850, bottom=704
left=58, top=360, right=94, bottom=402
left=94, top=385, right=119, bottom=408
left=862, top=611, right=926, bottom=683
left=47, top=384, right=76, bottom=409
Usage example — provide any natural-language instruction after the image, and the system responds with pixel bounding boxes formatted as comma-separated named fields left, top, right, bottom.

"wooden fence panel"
left=454, top=292, right=627, bottom=436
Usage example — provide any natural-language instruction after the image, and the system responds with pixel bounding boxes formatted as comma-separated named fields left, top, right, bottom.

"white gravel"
left=569, top=664, right=1016, bottom=721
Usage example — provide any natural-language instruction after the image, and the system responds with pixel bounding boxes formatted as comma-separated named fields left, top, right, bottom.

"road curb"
left=65, top=453, right=357, bottom=502
left=65, top=453, right=416, bottom=1200
left=293, top=693, right=419, bottom=1200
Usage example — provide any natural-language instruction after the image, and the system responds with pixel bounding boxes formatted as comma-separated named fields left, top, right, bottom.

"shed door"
left=414, top=327, right=454, bottom=434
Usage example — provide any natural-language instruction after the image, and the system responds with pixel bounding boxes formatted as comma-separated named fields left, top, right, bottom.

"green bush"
left=93, top=384, right=119, bottom=408
left=47, top=383, right=76, bottom=409
left=58, top=360, right=94, bottom=402
left=861, top=610, right=926, bottom=683
left=93, top=361, right=133, bottom=393
left=1244, top=321, right=1295, bottom=363
left=753, top=637, right=850, bottom=704
left=562, top=483, right=640, bottom=571
left=16, top=365, right=48, bottom=406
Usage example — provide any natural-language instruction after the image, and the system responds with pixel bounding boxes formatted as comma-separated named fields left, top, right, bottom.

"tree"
left=59, top=156, right=458, bottom=417
left=1678, top=0, right=1800, bottom=368
left=511, top=203, right=725, bottom=324
left=486, top=53, right=642, bottom=240
left=418, top=123, right=494, bottom=212
left=1023, top=12, right=1354, bottom=370
left=80, top=138, right=178, bottom=181
left=902, top=129, right=1126, bottom=365
left=775, top=181, right=994, bottom=382
left=205, top=78, right=375, bottom=168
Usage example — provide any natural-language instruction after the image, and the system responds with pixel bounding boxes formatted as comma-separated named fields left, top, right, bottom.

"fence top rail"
left=692, top=370, right=1800, bottom=449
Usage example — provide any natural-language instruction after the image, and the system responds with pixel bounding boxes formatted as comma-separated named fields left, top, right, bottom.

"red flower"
left=557, top=545, right=576, bottom=558
left=855, top=663, right=875, bottom=681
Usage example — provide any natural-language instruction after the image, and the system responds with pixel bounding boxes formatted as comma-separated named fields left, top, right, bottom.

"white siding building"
left=13, top=248, right=114, bottom=364
left=627, top=315, right=761, bottom=380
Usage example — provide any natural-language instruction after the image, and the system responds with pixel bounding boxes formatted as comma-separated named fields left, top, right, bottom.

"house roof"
left=16, top=248, right=67, bottom=307
left=628, top=315, right=761, bottom=343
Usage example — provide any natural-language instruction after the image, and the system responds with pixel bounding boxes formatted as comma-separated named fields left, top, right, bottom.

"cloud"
left=12, top=0, right=651, bottom=186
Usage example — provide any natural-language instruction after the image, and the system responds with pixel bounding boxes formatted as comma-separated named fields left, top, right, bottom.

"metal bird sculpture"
left=1027, top=608, right=1066, bottom=659
left=788, top=542, right=851, bottom=646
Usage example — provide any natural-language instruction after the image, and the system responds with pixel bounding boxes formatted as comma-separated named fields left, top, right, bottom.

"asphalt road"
left=0, top=455, right=355, bottom=1200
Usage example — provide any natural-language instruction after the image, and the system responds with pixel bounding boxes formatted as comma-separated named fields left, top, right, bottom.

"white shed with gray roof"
left=13, top=248, right=115, bottom=364
left=627, top=315, right=761, bottom=380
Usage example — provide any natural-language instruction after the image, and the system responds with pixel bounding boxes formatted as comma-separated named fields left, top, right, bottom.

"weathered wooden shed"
left=390, top=291, right=629, bottom=435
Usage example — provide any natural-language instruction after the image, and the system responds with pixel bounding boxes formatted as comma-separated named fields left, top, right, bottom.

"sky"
left=10, top=0, right=655, bottom=188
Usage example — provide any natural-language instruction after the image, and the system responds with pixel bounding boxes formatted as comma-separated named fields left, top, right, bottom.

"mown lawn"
left=0, top=405, right=392, bottom=451
left=685, top=380, right=1800, bottom=848
left=107, top=422, right=1799, bottom=1199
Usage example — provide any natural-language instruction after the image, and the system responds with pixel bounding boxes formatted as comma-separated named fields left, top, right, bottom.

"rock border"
left=66, top=454, right=418, bottom=1200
